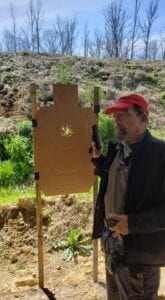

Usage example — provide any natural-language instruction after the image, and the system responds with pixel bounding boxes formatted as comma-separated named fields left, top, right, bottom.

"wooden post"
left=92, top=86, right=100, bottom=282
left=30, top=83, right=44, bottom=288
left=30, top=83, right=37, bottom=117
left=36, top=182, right=44, bottom=288
left=93, top=178, right=98, bottom=282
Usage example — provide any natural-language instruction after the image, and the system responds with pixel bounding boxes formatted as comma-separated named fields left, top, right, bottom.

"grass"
left=15, top=260, right=27, bottom=271
left=150, top=128, right=165, bottom=141
left=0, top=185, right=35, bottom=205
left=0, top=184, right=94, bottom=205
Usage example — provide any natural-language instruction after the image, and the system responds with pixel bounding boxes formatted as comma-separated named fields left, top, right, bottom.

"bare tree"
left=26, top=0, right=36, bottom=52
left=104, top=31, right=113, bottom=57
left=20, top=0, right=43, bottom=52
left=82, top=23, right=90, bottom=57
left=89, top=28, right=104, bottom=58
left=141, top=0, right=159, bottom=60
left=160, top=29, right=165, bottom=60
left=3, top=29, right=14, bottom=51
left=18, top=27, right=32, bottom=51
left=33, top=0, right=43, bottom=52
left=130, top=0, right=141, bottom=59
left=42, top=27, right=59, bottom=53
left=10, top=3, right=17, bottom=52
left=148, top=39, right=159, bottom=59
left=56, top=16, right=78, bottom=55
left=104, top=0, right=128, bottom=58
left=3, top=3, right=18, bottom=52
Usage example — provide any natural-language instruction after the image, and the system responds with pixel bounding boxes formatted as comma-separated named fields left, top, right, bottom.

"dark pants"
left=106, top=266, right=160, bottom=300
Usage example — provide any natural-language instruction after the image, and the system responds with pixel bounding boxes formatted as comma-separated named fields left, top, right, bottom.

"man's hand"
left=90, top=141, right=101, bottom=158
left=108, top=213, right=129, bottom=237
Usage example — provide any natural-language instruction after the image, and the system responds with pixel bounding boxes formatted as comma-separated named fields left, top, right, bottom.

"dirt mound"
left=0, top=196, right=165, bottom=299
left=0, top=196, right=106, bottom=299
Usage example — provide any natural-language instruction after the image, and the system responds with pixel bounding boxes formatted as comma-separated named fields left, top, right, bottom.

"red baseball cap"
left=104, top=94, right=148, bottom=114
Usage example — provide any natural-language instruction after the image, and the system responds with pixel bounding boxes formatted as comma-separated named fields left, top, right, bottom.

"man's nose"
left=114, top=118, right=123, bottom=125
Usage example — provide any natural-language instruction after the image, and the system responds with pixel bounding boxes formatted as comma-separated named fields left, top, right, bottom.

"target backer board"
left=33, top=84, right=97, bottom=196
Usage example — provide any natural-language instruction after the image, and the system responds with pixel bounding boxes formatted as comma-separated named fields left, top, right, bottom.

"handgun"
left=89, top=124, right=102, bottom=153
left=104, top=218, right=118, bottom=228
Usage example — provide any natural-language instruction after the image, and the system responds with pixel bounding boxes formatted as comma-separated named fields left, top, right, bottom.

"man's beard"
left=116, top=128, right=128, bottom=142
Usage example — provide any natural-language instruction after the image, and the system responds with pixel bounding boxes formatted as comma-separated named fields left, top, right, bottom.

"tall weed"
left=98, top=112, right=116, bottom=154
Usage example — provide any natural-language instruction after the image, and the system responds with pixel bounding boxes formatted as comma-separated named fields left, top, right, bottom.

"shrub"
left=98, top=112, right=116, bottom=155
left=15, top=119, right=32, bottom=139
left=4, top=135, right=33, bottom=184
left=0, top=133, right=10, bottom=161
left=2, top=72, right=18, bottom=83
left=0, top=161, right=15, bottom=186
left=53, top=63, right=72, bottom=84
left=80, top=80, right=103, bottom=105
left=135, top=72, right=158, bottom=85
left=159, top=92, right=165, bottom=105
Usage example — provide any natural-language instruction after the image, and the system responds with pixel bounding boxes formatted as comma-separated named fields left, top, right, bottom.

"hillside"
left=0, top=53, right=165, bottom=299
left=0, top=52, right=165, bottom=137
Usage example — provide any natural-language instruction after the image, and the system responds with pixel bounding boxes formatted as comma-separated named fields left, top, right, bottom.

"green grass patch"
left=150, top=128, right=165, bottom=141
left=0, top=185, right=35, bottom=205
left=135, top=71, right=158, bottom=85
left=159, top=91, right=165, bottom=105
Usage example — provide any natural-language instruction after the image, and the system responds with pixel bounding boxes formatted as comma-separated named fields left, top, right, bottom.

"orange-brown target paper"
left=33, top=84, right=97, bottom=196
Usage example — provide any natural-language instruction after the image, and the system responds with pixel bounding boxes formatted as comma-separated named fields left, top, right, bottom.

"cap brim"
left=104, top=102, right=133, bottom=114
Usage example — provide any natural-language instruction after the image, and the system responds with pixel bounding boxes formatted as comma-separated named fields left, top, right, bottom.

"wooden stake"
left=30, top=83, right=37, bottom=118
left=36, top=182, right=44, bottom=288
left=30, top=83, right=44, bottom=288
left=92, top=86, right=100, bottom=283
left=93, top=178, right=98, bottom=282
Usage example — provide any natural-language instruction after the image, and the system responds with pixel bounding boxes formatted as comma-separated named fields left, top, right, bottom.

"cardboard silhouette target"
left=33, top=84, right=97, bottom=195
left=31, top=83, right=99, bottom=289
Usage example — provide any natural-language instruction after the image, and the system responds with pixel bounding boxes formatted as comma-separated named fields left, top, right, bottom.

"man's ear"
left=141, top=112, right=148, bottom=124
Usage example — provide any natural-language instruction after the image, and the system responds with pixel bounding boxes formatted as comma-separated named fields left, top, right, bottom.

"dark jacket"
left=92, top=130, right=165, bottom=266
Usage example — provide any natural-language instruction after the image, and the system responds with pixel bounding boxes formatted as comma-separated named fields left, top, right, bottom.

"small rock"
left=15, top=278, right=37, bottom=287
left=18, top=197, right=35, bottom=211
left=20, top=245, right=32, bottom=254
left=10, top=254, right=18, bottom=263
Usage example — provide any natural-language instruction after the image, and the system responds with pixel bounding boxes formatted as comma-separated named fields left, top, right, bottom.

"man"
left=91, top=94, right=165, bottom=300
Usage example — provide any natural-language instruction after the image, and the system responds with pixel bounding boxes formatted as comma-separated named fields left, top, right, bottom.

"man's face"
left=112, top=107, right=147, bottom=144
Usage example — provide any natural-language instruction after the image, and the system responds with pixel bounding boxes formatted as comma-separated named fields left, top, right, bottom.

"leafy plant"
left=81, top=80, right=103, bottom=105
left=0, top=119, right=34, bottom=187
left=159, top=91, right=165, bottom=105
left=135, top=71, right=158, bottom=85
left=0, top=160, right=15, bottom=186
left=53, top=63, right=72, bottom=84
left=98, top=112, right=116, bottom=155
left=15, top=119, right=32, bottom=139
left=4, top=135, right=33, bottom=184
left=52, top=229, right=92, bottom=261
left=0, top=133, right=9, bottom=161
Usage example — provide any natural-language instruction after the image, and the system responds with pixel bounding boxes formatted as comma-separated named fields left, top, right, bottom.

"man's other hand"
left=108, top=213, right=129, bottom=237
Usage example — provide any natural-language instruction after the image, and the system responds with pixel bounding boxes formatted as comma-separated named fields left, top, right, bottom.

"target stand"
left=30, top=83, right=99, bottom=288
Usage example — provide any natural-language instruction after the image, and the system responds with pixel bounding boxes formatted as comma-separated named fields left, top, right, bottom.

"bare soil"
left=0, top=195, right=165, bottom=300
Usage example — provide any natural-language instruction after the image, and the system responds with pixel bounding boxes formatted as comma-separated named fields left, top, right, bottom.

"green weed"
left=53, top=63, right=72, bottom=84
left=52, top=229, right=92, bottom=261
left=159, top=91, right=165, bottom=105
left=80, top=80, right=103, bottom=105
left=98, top=112, right=116, bottom=154
left=135, top=72, right=158, bottom=85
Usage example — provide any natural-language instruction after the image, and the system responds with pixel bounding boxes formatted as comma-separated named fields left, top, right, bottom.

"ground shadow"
left=97, top=281, right=106, bottom=289
left=42, top=288, right=57, bottom=300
